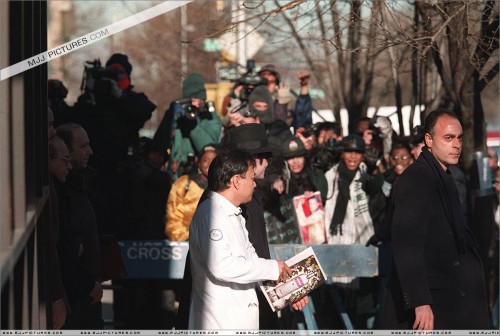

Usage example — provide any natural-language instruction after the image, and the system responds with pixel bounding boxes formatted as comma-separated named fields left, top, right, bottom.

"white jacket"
left=188, top=191, right=279, bottom=330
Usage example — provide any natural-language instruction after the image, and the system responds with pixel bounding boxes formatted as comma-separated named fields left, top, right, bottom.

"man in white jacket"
left=188, top=150, right=300, bottom=329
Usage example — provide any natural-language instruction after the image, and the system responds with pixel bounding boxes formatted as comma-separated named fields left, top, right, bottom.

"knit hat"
left=226, top=124, right=272, bottom=158
left=182, top=73, right=207, bottom=100
left=105, top=53, right=132, bottom=76
left=342, top=134, right=365, bottom=153
left=282, top=136, right=307, bottom=159
left=248, top=86, right=274, bottom=125
left=258, top=64, right=281, bottom=85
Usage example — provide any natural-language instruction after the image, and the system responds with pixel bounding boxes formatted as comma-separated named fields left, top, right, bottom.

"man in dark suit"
left=380, top=109, right=490, bottom=330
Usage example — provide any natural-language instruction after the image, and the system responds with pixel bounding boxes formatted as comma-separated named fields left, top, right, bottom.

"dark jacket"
left=64, top=167, right=101, bottom=284
left=74, top=87, right=156, bottom=172
left=380, top=147, right=489, bottom=329
left=54, top=177, right=96, bottom=301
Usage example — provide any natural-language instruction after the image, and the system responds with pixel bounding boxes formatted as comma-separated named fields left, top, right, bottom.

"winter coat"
left=380, top=147, right=489, bottom=329
left=165, top=174, right=206, bottom=241
left=156, top=102, right=222, bottom=180
left=324, top=162, right=375, bottom=246
left=58, top=167, right=100, bottom=300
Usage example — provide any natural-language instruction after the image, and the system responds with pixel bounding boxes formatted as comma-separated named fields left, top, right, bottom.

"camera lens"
left=241, top=108, right=257, bottom=118
left=185, top=105, right=198, bottom=120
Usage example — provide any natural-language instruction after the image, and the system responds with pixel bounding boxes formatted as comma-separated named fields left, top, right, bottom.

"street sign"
left=216, top=64, right=242, bottom=82
left=218, top=24, right=265, bottom=61
left=203, top=38, right=222, bottom=52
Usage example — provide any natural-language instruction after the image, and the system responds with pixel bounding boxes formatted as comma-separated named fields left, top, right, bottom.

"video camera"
left=312, top=138, right=343, bottom=172
left=175, top=98, right=215, bottom=120
left=231, top=60, right=267, bottom=103
left=80, top=59, right=121, bottom=98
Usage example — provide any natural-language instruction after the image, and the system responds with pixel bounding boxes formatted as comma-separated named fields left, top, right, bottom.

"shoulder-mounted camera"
left=175, top=99, right=215, bottom=120
left=231, top=60, right=268, bottom=102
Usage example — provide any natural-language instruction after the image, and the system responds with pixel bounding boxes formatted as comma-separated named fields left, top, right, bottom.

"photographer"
left=257, top=64, right=293, bottom=124
left=352, top=116, right=394, bottom=174
left=153, top=73, right=222, bottom=180
left=309, top=122, right=344, bottom=173
left=73, top=53, right=156, bottom=173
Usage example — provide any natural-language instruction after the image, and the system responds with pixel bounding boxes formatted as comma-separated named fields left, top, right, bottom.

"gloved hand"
left=375, top=116, right=393, bottom=139
left=277, top=82, right=293, bottom=105
left=177, top=116, right=197, bottom=138
left=365, top=234, right=382, bottom=247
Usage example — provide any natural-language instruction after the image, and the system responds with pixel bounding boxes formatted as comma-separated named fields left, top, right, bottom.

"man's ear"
left=424, top=133, right=432, bottom=148
left=230, top=175, right=240, bottom=190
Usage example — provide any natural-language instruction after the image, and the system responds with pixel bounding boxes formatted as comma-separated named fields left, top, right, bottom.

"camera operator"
left=309, top=122, right=344, bottom=173
left=257, top=64, right=293, bottom=124
left=153, top=73, right=222, bottom=181
left=352, top=116, right=394, bottom=174
left=73, top=53, right=156, bottom=173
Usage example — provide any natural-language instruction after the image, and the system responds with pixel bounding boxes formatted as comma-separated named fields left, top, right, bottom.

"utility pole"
left=181, top=4, right=188, bottom=81
left=232, top=1, right=247, bottom=69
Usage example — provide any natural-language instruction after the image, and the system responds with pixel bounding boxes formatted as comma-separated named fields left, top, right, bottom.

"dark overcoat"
left=380, top=148, right=489, bottom=329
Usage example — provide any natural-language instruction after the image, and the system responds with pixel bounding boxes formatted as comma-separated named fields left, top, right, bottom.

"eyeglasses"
left=51, top=155, right=72, bottom=165
left=390, top=155, right=410, bottom=161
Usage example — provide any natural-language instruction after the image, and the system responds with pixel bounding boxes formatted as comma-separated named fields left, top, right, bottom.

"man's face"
left=355, top=120, right=370, bottom=134
left=341, top=151, right=364, bottom=171
left=425, top=115, right=463, bottom=170
left=253, top=157, right=268, bottom=179
left=390, top=147, right=413, bottom=176
left=287, top=156, right=305, bottom=174
left=237, top=165, right=256, bottom=204
left=191, top=98, right=203, bottom=108
left=308, top=197, right=320, bottom=212
left=252, top=101, right=268, bottom=112
left=259, top=71, right=277, bottom=88
left=70, top=127, right=93, bottom=170
left=49, top=139, right=72, bottom=182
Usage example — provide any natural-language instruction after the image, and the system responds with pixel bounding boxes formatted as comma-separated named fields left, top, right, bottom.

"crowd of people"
left=46, top=53, right=499, bottom=331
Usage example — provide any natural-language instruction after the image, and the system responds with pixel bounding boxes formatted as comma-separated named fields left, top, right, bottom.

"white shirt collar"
left=208, top=190, right=242, bottom=217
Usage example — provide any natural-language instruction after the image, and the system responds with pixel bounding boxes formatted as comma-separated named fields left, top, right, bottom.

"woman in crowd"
left=165, top=144, right=218, bottom=241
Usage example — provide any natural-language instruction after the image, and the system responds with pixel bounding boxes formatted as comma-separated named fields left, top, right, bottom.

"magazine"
left=259, top=247, right=327, bottom=312
left=293, top=191, right=326, bottom=244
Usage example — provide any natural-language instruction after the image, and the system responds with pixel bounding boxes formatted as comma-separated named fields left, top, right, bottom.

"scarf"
left=420, top=147, right=476, bottom=253
left=330, top=161, right=358, bottom=235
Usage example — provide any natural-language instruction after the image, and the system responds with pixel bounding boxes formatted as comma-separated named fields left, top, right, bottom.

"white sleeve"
left=193, top=211, right=279, bottom=284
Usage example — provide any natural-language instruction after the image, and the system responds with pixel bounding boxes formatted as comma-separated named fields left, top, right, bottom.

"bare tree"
left=413, top=1, right=499, bottom=159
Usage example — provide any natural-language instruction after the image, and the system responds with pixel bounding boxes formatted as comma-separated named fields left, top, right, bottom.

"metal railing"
left=0, top=1, right=50, bottom=329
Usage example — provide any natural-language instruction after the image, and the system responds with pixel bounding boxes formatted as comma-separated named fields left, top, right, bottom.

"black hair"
left=424, top=109, right=460, bottom=138
left=350, top=116, right=370, bottom=134
left=389, top=141, right=412, bottom=156
left=315, top=121, right=342, bottom=138
left=208, top=150, right=255, bottom=192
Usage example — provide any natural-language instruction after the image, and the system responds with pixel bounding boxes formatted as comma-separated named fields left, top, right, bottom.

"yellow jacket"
left=165, top=174, right=205, bottom=241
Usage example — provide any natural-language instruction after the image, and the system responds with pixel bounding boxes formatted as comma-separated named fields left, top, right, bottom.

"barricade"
left=118, top=241, right=378, bottom=330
